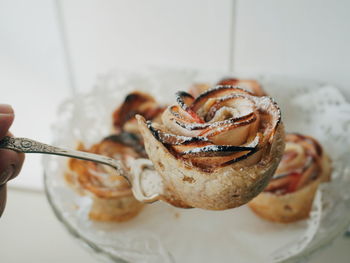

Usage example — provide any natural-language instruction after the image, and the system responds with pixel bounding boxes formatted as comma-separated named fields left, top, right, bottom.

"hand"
left=0, top=104, right=25, bottom=217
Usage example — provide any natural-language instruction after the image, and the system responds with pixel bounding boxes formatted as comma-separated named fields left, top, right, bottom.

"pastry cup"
left=249, top=177, right=321, bottom=223
left=66, top=134, right=145, bottom=222
left=249, top=134, right=332, bottom=223
left=137, top=116, right=285, bottom=209
left=136, top=86, right=285, bottom=210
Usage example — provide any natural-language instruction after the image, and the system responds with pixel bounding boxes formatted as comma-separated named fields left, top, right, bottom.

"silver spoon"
left=0, top=136, right=162, bottom=202
left=0, top=136, right=129, bottom=181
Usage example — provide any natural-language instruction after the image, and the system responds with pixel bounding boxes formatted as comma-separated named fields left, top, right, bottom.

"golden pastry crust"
left=249, top=133, right=332, bottom=223
left=66, top=134, right=145, bottom=222
left=136, top=86, right=285, bottom=210
left=320, top=153, right=332, bottom=182
left=138, top=118, right=285, bottom=210
left=249, top=177, right=321, bottom=223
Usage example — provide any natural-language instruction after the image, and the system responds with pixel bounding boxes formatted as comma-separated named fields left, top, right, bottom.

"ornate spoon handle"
left=0, top=136, right=128, bottom=180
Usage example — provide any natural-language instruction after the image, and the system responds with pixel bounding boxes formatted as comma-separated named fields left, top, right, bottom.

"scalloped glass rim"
left=43, top=69, right=350, bottom=263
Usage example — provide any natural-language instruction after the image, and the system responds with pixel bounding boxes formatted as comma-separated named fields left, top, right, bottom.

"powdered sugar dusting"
left=147, top=120, right=208, bottom=145
left=174, top=112, right=254, bottom=130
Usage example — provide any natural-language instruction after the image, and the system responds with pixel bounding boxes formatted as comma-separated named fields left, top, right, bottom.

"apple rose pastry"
left=112, top=91, right=164, bottom=135
left=189, top=78, right=266, bottom=98
left=136, top=86, right=285, bottom=210
left=249, top=133, right=332, bottom=223
left=66, top=132, right=146, bottom=222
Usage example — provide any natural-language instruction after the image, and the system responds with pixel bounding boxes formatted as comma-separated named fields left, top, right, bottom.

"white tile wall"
left=233, top=0, right=350, bottom=96
left=59, top=0, right=234, bottom=91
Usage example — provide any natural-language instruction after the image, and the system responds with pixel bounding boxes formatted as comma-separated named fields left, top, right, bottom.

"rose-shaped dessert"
left=249, top=133, right=332, bottom=223
left=113, top=91, right=164, bottom=135
left=66, top=132, right=146, bottom=222
left=136, top=85, right=285, bottom=210
left=66, top=91, right=165, bottom=221
left=189, top=78, right=266, bottom=98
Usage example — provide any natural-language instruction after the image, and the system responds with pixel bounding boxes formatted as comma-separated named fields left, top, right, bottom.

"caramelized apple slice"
left=147, top=120, right=208, bottom=145
left=199, top=113, right=257, bottom=146
left=191, top=86, right=252, bottom=112
left=175, top=91, right=204, bottom=123
left=205, top=95, right=255, bottom=121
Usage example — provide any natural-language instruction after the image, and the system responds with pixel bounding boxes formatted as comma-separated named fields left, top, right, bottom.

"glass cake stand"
left=44, top=69, right=350, bottom=263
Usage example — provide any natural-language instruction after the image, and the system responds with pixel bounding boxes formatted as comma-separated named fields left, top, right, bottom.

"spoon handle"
left=0, top=136, right=126, bottom=178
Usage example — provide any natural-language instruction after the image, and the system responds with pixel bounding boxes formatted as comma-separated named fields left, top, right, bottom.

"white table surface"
left=0, top=188, right=349, bottom=263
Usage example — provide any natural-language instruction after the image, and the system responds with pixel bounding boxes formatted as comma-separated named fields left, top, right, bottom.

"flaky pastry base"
left=65, top=141, right=144, bottom=222
left=248, top=153, right=332, bottom=223
left=137, top=115, right=285, bottom=210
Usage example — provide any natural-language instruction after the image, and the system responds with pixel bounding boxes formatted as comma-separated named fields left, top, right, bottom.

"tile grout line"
left=229, top=0, right=237, bottom=73
left=53, top=0, right=78, bottom=96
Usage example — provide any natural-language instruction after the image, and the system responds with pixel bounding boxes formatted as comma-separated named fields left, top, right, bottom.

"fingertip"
left=9, top=152, right=25, bottom=181
left=0, top=113, right=14, bottom=139
left=0, top=149, right=25, bottom=184
left=0, top=104, right=14, bottom=115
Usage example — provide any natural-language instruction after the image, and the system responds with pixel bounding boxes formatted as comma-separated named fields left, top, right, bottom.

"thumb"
left=0, top=104, right=14, bottom=139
